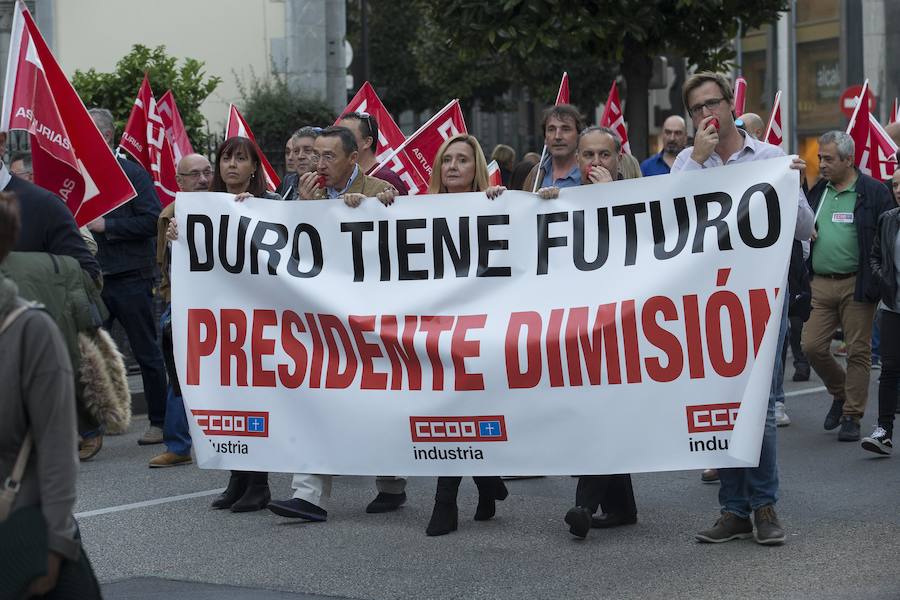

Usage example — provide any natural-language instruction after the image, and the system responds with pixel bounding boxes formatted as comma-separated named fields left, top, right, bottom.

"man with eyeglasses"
left=671, top=72, right=814, bottom=547
left=269, top=127, right=404, bottom=522
left=338, top=112, right=409, bottom=195
left=148, top=153, right=212, bottom=468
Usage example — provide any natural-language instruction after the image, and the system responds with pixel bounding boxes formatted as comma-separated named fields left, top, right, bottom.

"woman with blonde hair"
left=423, top=133, right=507, bottom=536
left=427, top=134, right=506, bottom=198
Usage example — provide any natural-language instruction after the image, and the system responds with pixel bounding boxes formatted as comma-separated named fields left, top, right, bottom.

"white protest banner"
left=172, top=156, right=797, bottom=476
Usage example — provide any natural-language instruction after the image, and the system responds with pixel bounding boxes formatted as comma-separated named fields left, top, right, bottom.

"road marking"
left=75, top=488, right=224, bottom=518
left=784, top=385, right=826, bottom=398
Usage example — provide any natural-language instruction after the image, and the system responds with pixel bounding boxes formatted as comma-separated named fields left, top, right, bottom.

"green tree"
left=346, top=0, right=443, bottom=115
left=235, top=71, right=335, bottom=172
left=423, top=0, right=789, bottom=158
left=71, top=44, right=220, bottom=148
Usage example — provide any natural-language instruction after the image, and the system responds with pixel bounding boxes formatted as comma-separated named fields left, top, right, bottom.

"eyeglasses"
left=178, top=168, right=213, bottom=179
left=351, top=111, right=375, bottom=136
left=688, top=97, right=725, bottom=117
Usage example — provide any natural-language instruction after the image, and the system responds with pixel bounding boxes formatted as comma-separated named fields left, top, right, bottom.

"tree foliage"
left=423, top=0, right=789, bottom=156
left=71, top=44, right=220, bottom=148
left=235, top=71, right=336, bottom=171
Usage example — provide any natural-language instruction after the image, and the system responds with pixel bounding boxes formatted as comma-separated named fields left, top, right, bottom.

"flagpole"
left=532, top=72, right=568, bottom=193
left=845, top=79, right=869, bottom=136
left=763, top=90, right=781, bottom=142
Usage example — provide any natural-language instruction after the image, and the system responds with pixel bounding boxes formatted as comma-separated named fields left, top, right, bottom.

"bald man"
left=149, top=152, right=212, bottom=468
left=738, top=113, right=765, bottom=140
left=640, top=114, right=687, bottom=176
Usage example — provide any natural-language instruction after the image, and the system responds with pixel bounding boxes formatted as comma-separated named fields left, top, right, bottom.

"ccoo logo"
left=192, top=410, right=269, bottom=437
left=686, top=403, right=741, bottom=433
left=409, top=415, right=508, bottom=442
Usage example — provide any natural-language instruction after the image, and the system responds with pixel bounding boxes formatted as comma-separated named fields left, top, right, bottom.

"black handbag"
left=0, top=432, right=49, bottom=600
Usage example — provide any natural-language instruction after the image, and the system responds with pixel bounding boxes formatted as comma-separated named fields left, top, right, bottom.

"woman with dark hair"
left=0, top=192, right=102, bottom=597
left=423, top=133, right=508, bottom=536
left=167, top=136, right=279, bottom=512
left=508, top=155, right=539, bottom=192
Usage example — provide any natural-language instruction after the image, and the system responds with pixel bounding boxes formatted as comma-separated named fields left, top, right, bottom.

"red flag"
left=599, top=82, right=631, bottom=155
left=764, top=90, right=783, bottom=147
left=225, top=104, right=280, bottom=191
left=733, top=76, right=747, bottom=117
left=487, top=160, right=503, bottom=187
left=555, top=72, right=570, bottom=105
left=0, top=1, right=135, bottom=226
left=119, top=76, right=178, bottom=206
left=157, top=90, right=194, bottom=164
left=864, top=113, right=898, bottom=180
left=847, top=81, right=898, bottom=180
left=337, top=81, right=406, bottom=170
left=890, top=98, right=899, bottom=125
left=371, top=100, right=467, bottom=195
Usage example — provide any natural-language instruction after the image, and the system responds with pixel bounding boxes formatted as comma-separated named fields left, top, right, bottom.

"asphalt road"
left=76, top=364, right=900, bottom=600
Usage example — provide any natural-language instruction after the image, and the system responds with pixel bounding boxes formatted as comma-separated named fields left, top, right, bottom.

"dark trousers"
left=101, top=275, right=167, bottom=426
left=574, top=474, right=637, bottom=516
left=877, top=310, right=900, bottom=436
left=435, top=476, right=505, bottom=503
left=787, top=315, right=808, bottom=369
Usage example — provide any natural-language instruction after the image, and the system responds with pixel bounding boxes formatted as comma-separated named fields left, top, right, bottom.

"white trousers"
left=290, top=474, right=407, bottom=509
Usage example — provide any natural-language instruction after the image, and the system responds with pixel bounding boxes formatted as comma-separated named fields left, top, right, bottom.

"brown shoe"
left=695, top=512, right=753, bottom=543
left=79, top=434, right=103, bottom=461
left=149, top=451, right=192, bottom=468
left=701, top=469, right=719, bottom=483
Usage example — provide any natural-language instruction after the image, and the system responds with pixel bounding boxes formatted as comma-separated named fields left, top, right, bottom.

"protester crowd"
left=3, top=69, right=900, bottom=597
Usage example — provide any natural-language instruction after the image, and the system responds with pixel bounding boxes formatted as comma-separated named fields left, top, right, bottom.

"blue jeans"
left=718, top=293, right=788, bottom=518
left=160, top=306, right=192, bottom=456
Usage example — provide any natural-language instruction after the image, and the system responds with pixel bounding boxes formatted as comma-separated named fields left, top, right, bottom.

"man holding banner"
left=521, top=105, right=585, bottom=192
left=537, top=125, right=640, bottom=539
left=673, top=72, right=814, bottom=546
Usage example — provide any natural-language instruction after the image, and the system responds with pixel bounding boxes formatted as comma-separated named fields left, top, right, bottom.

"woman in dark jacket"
left=863, top=171, right=900, bottom=455
left=0, top=192, right=101, bottom=597
left=424, top=134, right=509, bottom=536
left=168, top=137, right=280, bottom=512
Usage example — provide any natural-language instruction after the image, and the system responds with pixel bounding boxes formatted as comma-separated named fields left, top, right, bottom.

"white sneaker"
left=775, top=402, right=791, bottom=427
left=861, top=426, right=893, bottom=456
left=138, top=425, right=164, bottom=446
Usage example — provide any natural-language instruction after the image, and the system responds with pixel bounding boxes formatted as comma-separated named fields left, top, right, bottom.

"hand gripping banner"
left=172, top=157, right=798, bottom=476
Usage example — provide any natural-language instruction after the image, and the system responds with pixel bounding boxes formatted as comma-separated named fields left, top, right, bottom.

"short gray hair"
left=88, top=107, right=115, bottom=136
left=579, top=125, right=621, bottom=153
left=818, top=130, right=855, bottom=161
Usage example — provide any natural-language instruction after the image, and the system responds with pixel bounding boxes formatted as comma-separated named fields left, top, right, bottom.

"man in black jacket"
left=0, top=133, right=100, bottom=280
left=88, top=108, right=167, bottom=446
left=802, top=131, right=895, bottom=442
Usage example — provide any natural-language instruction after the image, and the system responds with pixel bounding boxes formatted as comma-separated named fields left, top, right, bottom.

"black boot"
left=211, top=471, right=248, bottom=510
left=231, top=471, right=271, bottom=512
left=474, top=477, right=508, bottom=521
left=426, top=502, right=458, bottom=536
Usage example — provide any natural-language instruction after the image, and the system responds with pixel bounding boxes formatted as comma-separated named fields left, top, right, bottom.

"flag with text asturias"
left=0, top=0, right=135, bottom=225
left=371, top=99, right=466, bottom=195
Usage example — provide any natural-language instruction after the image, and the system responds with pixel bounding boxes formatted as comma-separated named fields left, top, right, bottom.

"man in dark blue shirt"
left=640, top=115, right=687, bottom=177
